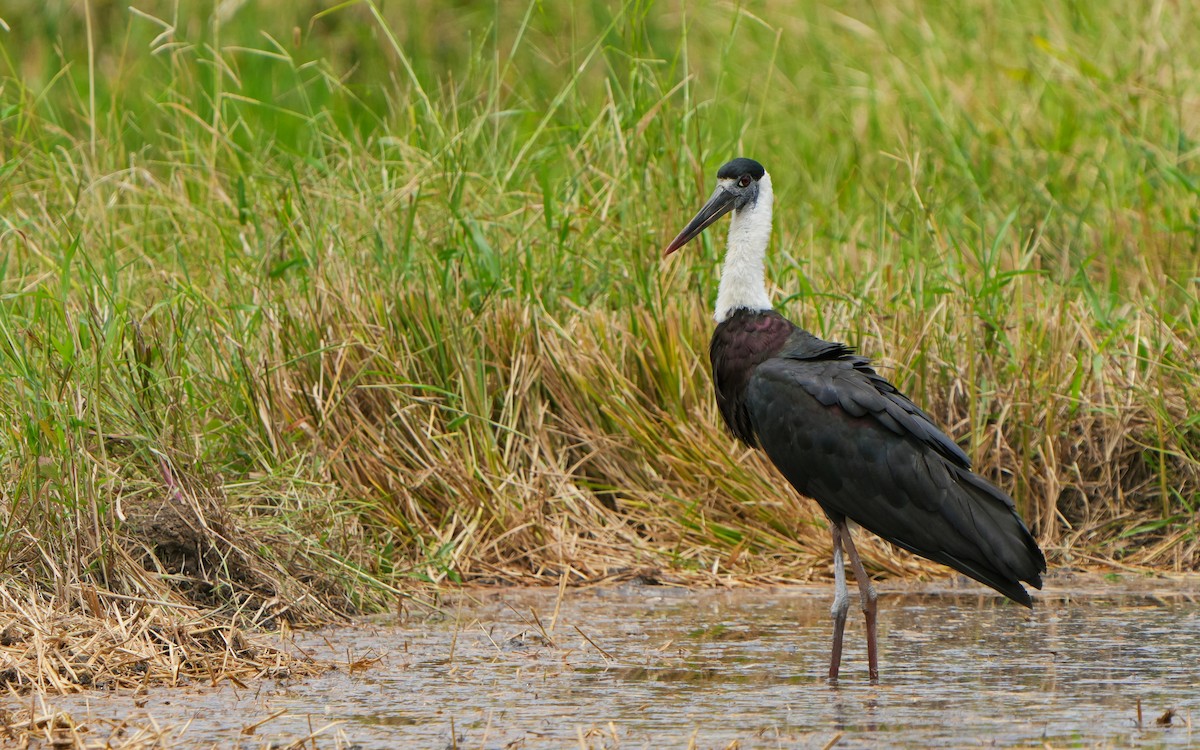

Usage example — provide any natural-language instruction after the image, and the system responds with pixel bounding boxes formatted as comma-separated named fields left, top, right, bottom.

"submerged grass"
left=0, top=0, right=1197, bottom=693
left=1, top=698, right=355, bottom=749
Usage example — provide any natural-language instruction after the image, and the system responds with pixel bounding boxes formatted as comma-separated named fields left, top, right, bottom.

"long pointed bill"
left=663, top=186, right=737, bottom=256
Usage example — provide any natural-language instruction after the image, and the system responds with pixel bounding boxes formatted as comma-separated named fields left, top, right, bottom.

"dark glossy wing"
left=780, top=332, right=972, bottom=468
left=745, top=351, right=1046, bottom=605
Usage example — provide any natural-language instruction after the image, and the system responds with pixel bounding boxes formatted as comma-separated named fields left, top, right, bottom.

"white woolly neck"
left=714, top=172, right=774, bottom=323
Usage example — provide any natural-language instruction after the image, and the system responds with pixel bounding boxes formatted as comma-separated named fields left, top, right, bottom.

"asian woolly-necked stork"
left=664, top=157, right=1046, bottom=681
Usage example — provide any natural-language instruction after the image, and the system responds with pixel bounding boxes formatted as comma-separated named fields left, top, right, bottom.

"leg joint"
left=831, top=591, right=851, bottom=619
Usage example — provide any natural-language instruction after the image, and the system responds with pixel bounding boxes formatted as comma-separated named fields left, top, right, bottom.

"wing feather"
left=777, top=341, right=971, bottom=467
left=745, top=356, right=1045, bottom=604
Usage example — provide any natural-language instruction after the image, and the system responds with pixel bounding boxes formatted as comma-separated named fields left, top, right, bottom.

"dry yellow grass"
left=0, top=583, right=323, bottom=695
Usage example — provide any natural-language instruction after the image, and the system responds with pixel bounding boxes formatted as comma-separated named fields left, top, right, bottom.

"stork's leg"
left=841, top=526, right=879, bottom=682
left=827, top=519, right=851, bottom=682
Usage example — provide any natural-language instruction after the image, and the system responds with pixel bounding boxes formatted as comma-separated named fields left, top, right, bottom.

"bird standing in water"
left=664, top=157, right=1046, bottom=681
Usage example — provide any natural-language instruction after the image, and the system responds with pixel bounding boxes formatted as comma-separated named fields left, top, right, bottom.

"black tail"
left=879, top=467, right=1046, bottom=608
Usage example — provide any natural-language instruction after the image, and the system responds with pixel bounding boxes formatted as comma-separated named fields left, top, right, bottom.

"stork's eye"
left=738, top=175, right=752, bottom=188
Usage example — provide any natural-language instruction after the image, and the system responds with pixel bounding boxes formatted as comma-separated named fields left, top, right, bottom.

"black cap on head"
left=716, top=157, right=765, bottom=181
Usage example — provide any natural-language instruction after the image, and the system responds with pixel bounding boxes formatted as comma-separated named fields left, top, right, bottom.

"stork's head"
left=664, top=157, right=767, bottom=256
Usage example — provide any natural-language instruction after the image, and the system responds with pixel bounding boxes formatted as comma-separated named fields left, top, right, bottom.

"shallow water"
left=28, top=576, right=1200, bottom=748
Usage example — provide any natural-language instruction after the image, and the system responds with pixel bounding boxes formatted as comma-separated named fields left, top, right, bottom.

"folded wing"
left=745, top=343, right=1046, bottom=605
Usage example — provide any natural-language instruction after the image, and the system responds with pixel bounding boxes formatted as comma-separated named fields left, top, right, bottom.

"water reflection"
left=24, top=578, right=1200, bottom=748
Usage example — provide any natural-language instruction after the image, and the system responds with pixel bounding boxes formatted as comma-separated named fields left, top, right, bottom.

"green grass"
left=0, top=0, right=1198, bottom=679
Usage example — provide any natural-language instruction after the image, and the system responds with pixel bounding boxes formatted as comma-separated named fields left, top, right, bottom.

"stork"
left=664, top=157, right=1046, bottom=681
